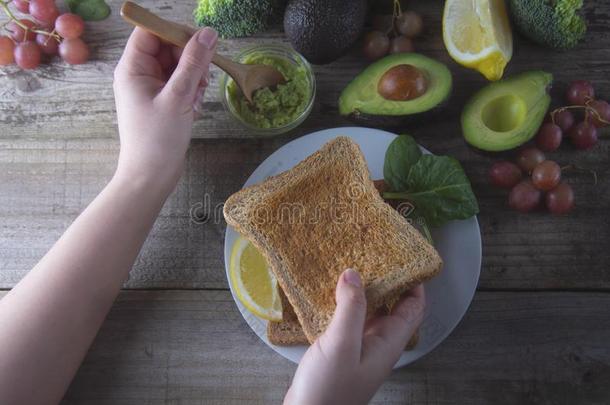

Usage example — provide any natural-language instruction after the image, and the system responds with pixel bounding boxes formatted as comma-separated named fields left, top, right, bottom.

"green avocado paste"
left=227, top=54, right=311, bottom=129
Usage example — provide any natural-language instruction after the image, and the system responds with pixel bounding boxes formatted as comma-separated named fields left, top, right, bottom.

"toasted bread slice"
left=268, top=287, right=419, bottom=350
left=268, top=288, right=309, bottom=346
left=224, top=136, right=442, bottom=343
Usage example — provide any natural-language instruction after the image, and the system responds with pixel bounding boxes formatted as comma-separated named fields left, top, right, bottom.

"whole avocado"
left=508, top=0, right=586, bottom=50
left=284, top=0, right=366, bottom=64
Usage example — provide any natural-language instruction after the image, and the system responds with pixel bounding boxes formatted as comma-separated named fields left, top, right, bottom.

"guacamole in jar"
left=227, top=53, right=312, bottom=129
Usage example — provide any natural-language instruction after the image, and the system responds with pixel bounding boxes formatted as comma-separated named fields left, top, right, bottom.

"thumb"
left=322, top=269, right=367, bottom=358
left=161, top=27, right=217, bottom=107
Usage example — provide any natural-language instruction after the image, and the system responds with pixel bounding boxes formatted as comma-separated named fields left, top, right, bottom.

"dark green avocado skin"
left=284, top=0, right=366, bottom=64
left=343, top=100, right=450, bottom=129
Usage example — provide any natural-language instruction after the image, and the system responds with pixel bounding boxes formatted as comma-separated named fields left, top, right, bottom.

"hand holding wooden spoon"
left=120, top=1, right=285, bottom=103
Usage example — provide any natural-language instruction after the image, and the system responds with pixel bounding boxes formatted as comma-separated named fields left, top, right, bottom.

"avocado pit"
left=377, top=64, right=427, bottom=101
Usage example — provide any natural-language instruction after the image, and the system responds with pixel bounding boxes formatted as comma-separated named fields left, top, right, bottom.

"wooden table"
left=1, top=1, right=609, bottom=403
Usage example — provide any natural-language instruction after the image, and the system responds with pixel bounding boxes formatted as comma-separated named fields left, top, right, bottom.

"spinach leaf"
left=402, top=155, right=479, bottom=227
left=66, top=0, right=111, bottom=21
left=383, top=134, right=422, bottom=192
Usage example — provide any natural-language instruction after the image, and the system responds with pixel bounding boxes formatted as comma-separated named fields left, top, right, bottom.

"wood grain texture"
left=1, top=2, right=609, bottom=404
left=6, top=289, right=596, bottom=405
left=1, top=137, right=609, bottom=290
left=1, top=1, right=610, bottom=140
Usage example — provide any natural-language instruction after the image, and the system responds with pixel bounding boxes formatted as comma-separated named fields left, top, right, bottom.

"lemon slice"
left=443, top=0, right=512, bottom=81
left=230, top=237, right=282, bottom=321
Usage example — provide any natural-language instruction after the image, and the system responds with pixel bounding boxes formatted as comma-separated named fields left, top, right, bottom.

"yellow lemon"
left=230, top=237, right=282, bottom=321
left=443, top=0, right=513, bottom=81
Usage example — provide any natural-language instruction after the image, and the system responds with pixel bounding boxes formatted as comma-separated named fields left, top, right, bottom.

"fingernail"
left=198, top=27, right=218, bottom=49
left=343, top=268, right=361, bottom=288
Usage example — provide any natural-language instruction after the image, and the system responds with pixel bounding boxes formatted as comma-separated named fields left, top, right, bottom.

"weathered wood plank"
left=1, top=1, right=609, bottom=139
left=1, top=137, right=609, bottom=290
left=6, top=290, right=598, bottom=405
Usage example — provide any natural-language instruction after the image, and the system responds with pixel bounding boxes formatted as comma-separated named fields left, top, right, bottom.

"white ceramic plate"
left=223, top=127, right=482, bottom=368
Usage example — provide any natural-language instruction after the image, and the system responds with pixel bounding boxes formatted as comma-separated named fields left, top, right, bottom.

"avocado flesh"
left=339, top=53, right=452, bottom=118
left=462, top=71, right=552, bottom=152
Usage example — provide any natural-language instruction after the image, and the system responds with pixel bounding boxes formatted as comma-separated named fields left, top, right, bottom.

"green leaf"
left=383, top=134, right=422, bottom=192
left=66, top=0, right=111, bottom=21
left=403, top=155, right=479, bottom=227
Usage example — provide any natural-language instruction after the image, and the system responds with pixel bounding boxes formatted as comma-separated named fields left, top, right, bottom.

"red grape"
left=489, top=161, right=522, bottom=189
left=531, top=160, right=561, bottom=191
left=395, top=11, right=423, bottom=38
left=509, top=180, right=542, bottom=213
left=565, top=80, right=595, bottom=106
left=36, top=32, right=58, bottom=55
left=587, top=99, right=610, bottom=128
left=389, top=35, right=414, bottom=54
left=551, top=109, right=575, bottom=132
left=546, top=182, right=574, bottom=215
left=55, top=13, right=85, bottom=40
left=362, top=31, right=390, bottom=61
left=13, top=0, right=30, bottom=14
left=568, top=122, right=598, bottom=150
left=516, top=147, right=546, bottom=174
left=535, top=122, right=563, bottom=152
left=29, top=0, right=59, bottom=25
left=7, top=19, right=36, bottom=42
left=0, top=36, right=16, bottom=65
left=59, top=38, right=89, bottom=64
left=14, top=41, right=41, bottom=69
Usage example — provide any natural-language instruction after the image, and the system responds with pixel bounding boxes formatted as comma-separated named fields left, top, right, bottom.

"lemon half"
left=443, top=0, right=513, bottom=81
left=230, top=237, right=282, bottom=321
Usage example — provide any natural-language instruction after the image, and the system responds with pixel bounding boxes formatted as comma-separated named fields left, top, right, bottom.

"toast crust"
left=225, top=136, right=443, bottom=343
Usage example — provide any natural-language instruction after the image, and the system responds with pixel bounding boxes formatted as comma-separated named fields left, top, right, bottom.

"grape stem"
left=560, top=164, right=598, bottom=185
left=393, top=0, right=402, bottom=18
left=0, top=0, right=61, bottom=42
left=550, top=105, right=610, bottom=126
left=391, top=0, right=402, bottom=37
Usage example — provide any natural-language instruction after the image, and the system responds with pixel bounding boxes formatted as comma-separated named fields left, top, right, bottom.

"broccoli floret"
left=508, top=0, right=587, bottom=50
left=194, top=0, right=286, bottom=39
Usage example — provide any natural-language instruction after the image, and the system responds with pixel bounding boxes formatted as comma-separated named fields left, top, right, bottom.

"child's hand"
left=112, top=27, right=217, bottom=193
left=284, top=269, right=425, bottom=405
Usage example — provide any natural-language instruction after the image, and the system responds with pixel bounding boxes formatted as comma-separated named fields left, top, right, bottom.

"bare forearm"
left=0, top=173, right=172, bottom=405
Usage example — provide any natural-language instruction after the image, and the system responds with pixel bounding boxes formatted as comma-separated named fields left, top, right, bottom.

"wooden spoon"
left=120, top=1, right=285, bottom=103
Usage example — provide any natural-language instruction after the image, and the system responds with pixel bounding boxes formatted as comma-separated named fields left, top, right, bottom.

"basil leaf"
left=66, top=0, right=111, bottom=21
left=404, top=155, right=479, bottom=227
left=383, top=134, right=422, bottom=192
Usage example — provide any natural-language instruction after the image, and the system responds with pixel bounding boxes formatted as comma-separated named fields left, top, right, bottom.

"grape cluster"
left=362, top=0, right=423, bottom=61
left=535, top=80, right=610, bottom=152
left=489, top=148, right=574, bottom=215
left=0, top=0, right=89, bottom=69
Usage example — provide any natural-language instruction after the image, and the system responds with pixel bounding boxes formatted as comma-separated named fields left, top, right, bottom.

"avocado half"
left=461, top=71, right=552, bottom=152
left=339, top=53, right=452, bottom=128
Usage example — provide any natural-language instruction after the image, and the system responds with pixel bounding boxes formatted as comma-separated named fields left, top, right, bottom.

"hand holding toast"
left=284, top=269, right=425, bottom=405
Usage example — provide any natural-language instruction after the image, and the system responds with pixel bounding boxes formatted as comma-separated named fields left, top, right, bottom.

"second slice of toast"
left=224, top=136, right=442, bottom=343
left=268, top=287, right=420, bottom=350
